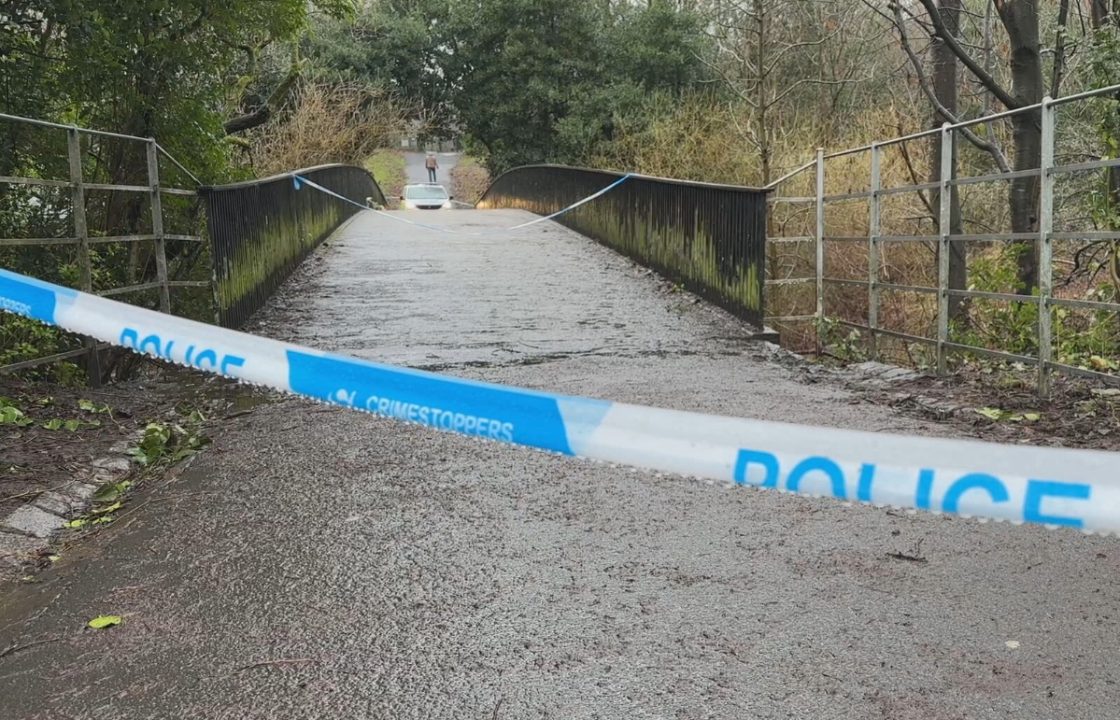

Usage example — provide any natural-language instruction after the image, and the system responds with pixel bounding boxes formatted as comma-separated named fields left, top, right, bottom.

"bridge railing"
left=0, top=113, right=208, bottom=384
left=478, top=166, right=770, bottom=329
left=200, top=165, right=383, bottom=328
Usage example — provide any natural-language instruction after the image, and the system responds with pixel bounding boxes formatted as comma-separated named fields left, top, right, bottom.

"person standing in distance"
left=425, top=152, right=439, bottom=182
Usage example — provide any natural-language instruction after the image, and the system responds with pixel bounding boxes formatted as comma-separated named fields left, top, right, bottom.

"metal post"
left=815, top=148, right=825, bottom=352
left=147, top=139, right=171, bottom=313
left=868, top=143, right=882, bottom=360
left=68, top=128, right=101, bottom=387
left=1038, top=97, right=1055, bottom=397
left=936, top=123, right=953, bottom=376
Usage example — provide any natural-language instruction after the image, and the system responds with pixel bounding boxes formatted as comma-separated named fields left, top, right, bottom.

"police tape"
left=2, top=266, right=1118, bottom=534
left=293, top=173, right=633, bottom=234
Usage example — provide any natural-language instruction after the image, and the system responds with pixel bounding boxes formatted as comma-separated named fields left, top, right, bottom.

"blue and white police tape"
left=2, top=266, right=1118, bottom=533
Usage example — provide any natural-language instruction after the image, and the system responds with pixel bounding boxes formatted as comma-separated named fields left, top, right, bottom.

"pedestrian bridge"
left=203, top=162, right=770, bottom=337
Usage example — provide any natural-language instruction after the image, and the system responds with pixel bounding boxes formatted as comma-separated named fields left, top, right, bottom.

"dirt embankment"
left=450, top=156, right=490, bottom=205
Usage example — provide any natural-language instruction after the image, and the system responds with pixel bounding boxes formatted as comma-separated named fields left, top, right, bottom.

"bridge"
left=2, top=121, right=1120, bottom=717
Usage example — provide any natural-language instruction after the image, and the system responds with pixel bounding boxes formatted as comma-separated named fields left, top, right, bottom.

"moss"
left=215, top=204, right=343, bottom=311
left=502, top=192, right=764, bottom=318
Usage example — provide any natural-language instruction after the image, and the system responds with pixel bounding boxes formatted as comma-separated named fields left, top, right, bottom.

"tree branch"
left=1051, top=0, right=1071, bottom=98
left=224, top=49, right=304, bottom=135
left=896, top=134, right=936, bottom=219
left=769, top=76, right=868, bottom=107
left=691, top=51, right=758, bottom=108
left=893, top=2, right=1011, bottom=172
left=762, top=30, right=842, bottom=77
left=914, top=0, right=1020, bottom=109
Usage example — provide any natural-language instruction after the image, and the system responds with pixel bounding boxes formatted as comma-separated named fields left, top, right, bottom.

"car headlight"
left=441, top=201, right=452, bottom=209
left=401, top=200, right=417, bottom=209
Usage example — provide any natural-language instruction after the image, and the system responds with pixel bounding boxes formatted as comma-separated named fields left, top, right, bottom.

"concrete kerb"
left=0, top=438, right=139, bottom=577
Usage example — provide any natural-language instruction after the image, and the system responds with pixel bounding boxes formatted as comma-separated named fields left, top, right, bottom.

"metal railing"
left=765, top=85, right=1120, bottom=395
left=0, top=113, right=207, bottom=383
left=200, top=165, right=384, bottom=328
left=480, top=165, right=770, bottom=328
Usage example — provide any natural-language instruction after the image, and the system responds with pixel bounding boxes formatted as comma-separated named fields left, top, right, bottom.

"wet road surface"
left=404, top=150, right=459, bottom=187
left=1, top=209, right=1119, bottom=719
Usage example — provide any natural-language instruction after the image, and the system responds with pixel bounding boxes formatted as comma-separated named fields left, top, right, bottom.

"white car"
left=400, top=183, right=453, bottom=210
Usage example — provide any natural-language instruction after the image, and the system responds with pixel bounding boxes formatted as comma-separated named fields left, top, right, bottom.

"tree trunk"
left=929, top=0, right=966, bottom=322
left=1089, top=1, right=1120, bottom=298
left=754, top=1, right=771, bottom=185
left=995, top=0, right=1044, bottom=294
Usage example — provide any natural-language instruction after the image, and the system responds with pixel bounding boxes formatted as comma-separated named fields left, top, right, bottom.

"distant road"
left=404, top=150, right=460, bottom=186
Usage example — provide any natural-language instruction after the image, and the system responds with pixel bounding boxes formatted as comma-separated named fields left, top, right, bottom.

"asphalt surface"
left=404, top=150, right=459, bottom=188
left=1, top=209, right=1119, bottom=719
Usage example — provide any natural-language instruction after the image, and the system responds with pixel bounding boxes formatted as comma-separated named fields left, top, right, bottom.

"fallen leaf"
left=1005, top=640, right=1020, bottom=649
left=92, top=501, right=121, bottom=515
left=66, top=519, right=88, bottom=529
left=87, top=615, right=122, bottom=630
left=976, top=407, right=1005, bottom=421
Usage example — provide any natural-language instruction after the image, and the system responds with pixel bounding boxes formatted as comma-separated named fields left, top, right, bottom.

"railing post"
left=936, top=123, right=953, bottom=376
left=868, top=143, right=882, bottom=360
left=1038, top=97, right=1055, bottom=397
left=815, top=147, right=825, bottom=352
left=67, top=127, right=100, bottom=387
left=147, top=139, right=171, bottom=314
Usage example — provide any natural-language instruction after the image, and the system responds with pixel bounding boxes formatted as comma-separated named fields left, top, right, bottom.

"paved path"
left=404, top=150, right=459, bottom=186
left=1, top=210, right=1118, bottom=719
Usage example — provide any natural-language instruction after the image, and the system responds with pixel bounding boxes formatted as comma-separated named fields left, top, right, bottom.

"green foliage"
left=87, top=615, right=122, bottom=630
left=304, top=0, right=448, bottom=132
left=0, top=314, right=75, bottom=381
left=0, top=397, right=34, bottom=427
left=975, top=407, right=1041, bottom=423
left=953, top=247, right=1040, bottom=356
left=443, top=0, right=709, bottom=173
left=952, top=246, right=1119, bottom=374
left=365, top=150, right=408, bottom=200
left=41, top=417, right=99, bottom=432
left=1, top=1, right=340, bottom=183
left=128, top=414, right=208, bottom=467
left=815, top=316, right=868, bottom=362
left=94, top=480, right=133, bottom=503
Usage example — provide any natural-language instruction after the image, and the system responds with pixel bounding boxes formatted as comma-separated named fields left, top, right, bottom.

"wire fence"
left=0, top=113, right=208, bottom=384
left=765, top=85, right=1120, bottom=396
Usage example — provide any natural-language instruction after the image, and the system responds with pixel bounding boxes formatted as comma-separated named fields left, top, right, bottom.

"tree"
left=699, top=0, right=878, bottom=184
left=902, top=0, right=1054, bottom=294
left=302, top=0, right=452, bottom=135
left=885, top=1, right=973, bottom=321
left=443, top=0, right=706, bottom=173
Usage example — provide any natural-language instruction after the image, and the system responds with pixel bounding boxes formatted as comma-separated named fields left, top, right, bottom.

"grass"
left=450, top=155, right=491, bottom=206
left=365, top=149, right=407, bottom=204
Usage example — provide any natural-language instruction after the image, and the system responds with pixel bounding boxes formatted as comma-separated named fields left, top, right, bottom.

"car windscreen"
left=404, top=186, right=448, bottom=200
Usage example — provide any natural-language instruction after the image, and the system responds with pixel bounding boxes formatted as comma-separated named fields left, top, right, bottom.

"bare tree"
left=897, top=0, right=1047, bottom=294
left=698, top=0, right=877, bottom=184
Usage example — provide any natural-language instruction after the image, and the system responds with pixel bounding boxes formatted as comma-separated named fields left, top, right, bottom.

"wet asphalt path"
left=404, top=150, right=459, bottom=187
left=1, top=209, right=1119, bottom=719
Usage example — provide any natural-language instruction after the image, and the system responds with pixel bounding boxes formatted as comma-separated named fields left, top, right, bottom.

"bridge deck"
left=1, top=209, right=1117, bottom=718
